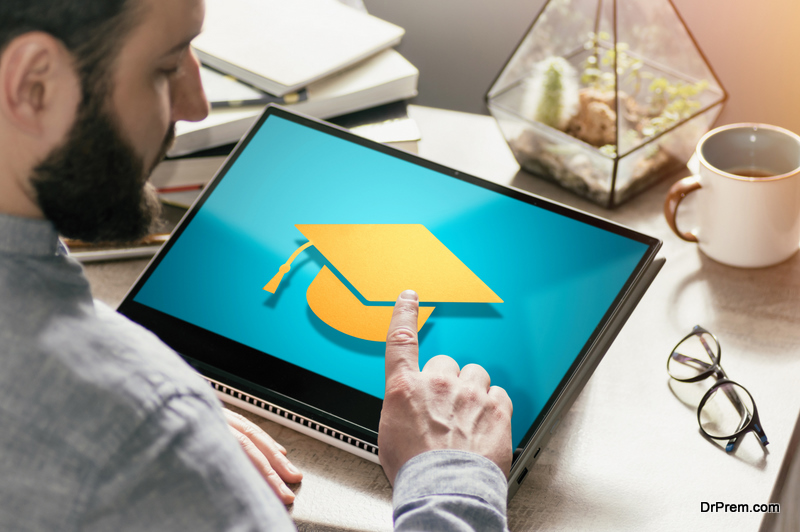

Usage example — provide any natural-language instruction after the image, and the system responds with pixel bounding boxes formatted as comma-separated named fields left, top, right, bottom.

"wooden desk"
left=85, top=106, right=800, bottom=531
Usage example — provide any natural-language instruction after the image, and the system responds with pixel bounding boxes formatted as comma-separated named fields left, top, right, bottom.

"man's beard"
left=30, top=94, right=174, bottom=244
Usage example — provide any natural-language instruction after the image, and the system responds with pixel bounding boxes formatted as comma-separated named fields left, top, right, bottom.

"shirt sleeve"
left=392, top=450, right=510, bottom=532
left=76, top=392, right=297, bottom=532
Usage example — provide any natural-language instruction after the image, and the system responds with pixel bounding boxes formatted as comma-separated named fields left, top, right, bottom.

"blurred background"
left=365, top=0, right=800, bottom=134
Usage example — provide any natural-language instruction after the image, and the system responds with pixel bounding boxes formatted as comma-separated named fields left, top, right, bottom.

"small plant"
left=487, top=0, right=726, bottom=207
left=521, top=56, right=579, bottom=131
left=581, top=32, right=644, bottom=97
left=642, top=77, right=709, bottom=138
left=506, top=33, right=712, bottom=205
left=579, top=31, right=708, bottom=147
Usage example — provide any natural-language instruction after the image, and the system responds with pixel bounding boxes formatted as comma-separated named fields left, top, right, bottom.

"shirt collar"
left=0, top=213, right=62, bottom=257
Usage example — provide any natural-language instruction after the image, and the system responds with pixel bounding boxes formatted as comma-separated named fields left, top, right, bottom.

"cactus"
left=521, top=56, right=579, bottom=131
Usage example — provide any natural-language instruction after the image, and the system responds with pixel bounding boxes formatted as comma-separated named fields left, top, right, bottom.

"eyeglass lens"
left=698, top=382, right=754, bottom=439
left=668, top=330, right=718, bottom=381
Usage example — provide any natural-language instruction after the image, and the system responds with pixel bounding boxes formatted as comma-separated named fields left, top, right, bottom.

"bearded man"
left=0, top=1, right=513, bottom=530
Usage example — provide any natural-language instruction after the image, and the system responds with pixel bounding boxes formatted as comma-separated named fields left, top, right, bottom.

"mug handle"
left=664, top=176, right=702, bottom=243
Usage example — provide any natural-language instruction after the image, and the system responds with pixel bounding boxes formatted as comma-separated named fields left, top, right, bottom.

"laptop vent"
left=205, top=378, right=379, bottom=456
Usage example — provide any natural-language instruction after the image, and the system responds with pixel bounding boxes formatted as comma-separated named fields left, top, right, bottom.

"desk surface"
left=85, top=105, right=800, bottom=531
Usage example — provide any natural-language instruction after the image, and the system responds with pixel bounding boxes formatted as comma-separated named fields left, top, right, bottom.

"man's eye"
left=160, top=66, right=181, bottom=77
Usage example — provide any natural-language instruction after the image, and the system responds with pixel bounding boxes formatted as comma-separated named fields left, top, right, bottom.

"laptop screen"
left=123, top=107, right=658, bottom=452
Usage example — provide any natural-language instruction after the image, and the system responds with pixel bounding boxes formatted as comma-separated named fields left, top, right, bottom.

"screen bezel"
left=118, top=104, right=662, bottom=452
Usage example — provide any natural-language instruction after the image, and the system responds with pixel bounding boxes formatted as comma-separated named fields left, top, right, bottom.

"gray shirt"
left=0, top=213, right=509, bottom=531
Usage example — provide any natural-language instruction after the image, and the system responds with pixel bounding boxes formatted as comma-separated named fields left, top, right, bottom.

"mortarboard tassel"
left=263, top=241, right=313, bottom=293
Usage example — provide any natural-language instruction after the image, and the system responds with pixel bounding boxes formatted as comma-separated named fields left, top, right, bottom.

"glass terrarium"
left=487, top=0, right=727, bottom=208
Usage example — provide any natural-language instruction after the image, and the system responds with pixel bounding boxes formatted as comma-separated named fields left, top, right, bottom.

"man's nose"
left=171, top=49, right=209, bottom=123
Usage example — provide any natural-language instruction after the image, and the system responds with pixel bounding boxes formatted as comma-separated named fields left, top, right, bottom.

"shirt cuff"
left=392, top=449, right=508, bottom=517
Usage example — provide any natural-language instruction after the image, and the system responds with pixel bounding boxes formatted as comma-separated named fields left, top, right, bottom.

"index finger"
left=385, top=289, right=420, bottom=380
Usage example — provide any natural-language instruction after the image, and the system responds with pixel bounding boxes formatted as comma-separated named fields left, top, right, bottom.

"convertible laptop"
left=118, top=105, right=664, bottom=498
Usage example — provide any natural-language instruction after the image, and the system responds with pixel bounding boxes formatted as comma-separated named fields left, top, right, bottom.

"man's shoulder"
left=0, top=247, right=214, bottom=438
left=0, top=295, right=217, bottom=460
left=0, top=291, right=227, bottom=530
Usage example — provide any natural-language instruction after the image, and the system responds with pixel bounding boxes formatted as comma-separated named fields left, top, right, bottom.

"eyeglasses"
left=667, top=325, right=768, bottom=452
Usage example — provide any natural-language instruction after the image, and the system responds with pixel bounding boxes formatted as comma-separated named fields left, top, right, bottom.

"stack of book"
left=152, top=0, right=421, bottom=208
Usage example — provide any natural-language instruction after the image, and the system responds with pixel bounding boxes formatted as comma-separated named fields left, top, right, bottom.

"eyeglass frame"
left=667, top=325, right=769, bottom=452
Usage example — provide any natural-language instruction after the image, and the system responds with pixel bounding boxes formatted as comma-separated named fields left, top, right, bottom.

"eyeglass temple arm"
left=724, top=419, right=769, bottom=452
left=670, top=352, right=713, bottom=371
left=717, top=383, right=751, bottom=452
left=720, top=387, right=769, bottom=451
left=705, top=333, right=768, bottom=448
left=695, top=332, right=756, bottom=452
left=753, top=417, right=769, bottom=447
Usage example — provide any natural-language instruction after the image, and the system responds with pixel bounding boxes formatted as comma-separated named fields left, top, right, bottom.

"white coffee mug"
left=664, top=123, right=800, bottom=268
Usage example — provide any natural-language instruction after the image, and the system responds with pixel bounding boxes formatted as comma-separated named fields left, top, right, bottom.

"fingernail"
left=281, top=484, right=295, bottom=500
left=400, top=289, right=418, bottom=301
left=286, top=463, right=300, bottom=476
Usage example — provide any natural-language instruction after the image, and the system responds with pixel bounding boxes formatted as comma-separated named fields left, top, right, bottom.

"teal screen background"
left=135, top=115, right=649, bottom=449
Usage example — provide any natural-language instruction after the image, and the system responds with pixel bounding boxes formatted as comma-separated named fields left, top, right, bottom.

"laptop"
left=118, top=104, right=664, bottom=498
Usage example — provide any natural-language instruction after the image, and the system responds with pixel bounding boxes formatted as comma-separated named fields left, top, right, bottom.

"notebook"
left=192, top=0, right=405, bottom=97
left=118, top=105, right=663, bottom=498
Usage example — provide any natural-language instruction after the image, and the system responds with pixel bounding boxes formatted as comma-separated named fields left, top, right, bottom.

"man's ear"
left=0, top=32, right=80, bottom=138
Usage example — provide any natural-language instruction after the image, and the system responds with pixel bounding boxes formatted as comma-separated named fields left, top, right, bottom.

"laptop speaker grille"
left=205, top=377, right=379, bottom=456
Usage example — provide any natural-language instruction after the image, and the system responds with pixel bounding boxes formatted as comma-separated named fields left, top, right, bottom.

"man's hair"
left=0, top=0, right=142, bottom=100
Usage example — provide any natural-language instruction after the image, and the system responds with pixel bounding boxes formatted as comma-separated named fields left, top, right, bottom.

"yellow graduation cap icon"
left=264, top=224, right=503, bottom=342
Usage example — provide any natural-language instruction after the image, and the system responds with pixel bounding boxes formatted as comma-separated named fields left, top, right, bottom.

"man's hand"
left=378, top=289, right=513, bottom=485
left=223, top=408, right=303, bottom=504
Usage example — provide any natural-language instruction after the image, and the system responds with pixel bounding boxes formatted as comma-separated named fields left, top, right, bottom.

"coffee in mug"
left=664, top=123, right=800, bottom=268
left=724, top=167, right=776, bottom=179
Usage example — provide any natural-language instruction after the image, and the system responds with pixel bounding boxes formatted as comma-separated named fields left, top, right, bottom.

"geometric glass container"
left=487, top=0, right=727, bottom=208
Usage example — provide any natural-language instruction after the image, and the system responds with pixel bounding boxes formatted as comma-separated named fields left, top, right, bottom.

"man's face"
left=32, top=0, right=208, bottom=243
